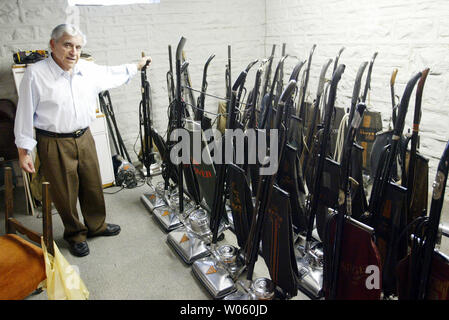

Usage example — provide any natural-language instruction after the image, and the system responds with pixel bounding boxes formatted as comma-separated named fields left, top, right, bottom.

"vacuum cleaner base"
left=223, top=278, right=275, bottom=300
left=167, top=228, right=211, bottom=264
left=140, top=192, right=166, bottom=213
left=192, top=256, right=237, bottom=299
left=152, top=202, right=194, bottom=232
left=295, top=241, right=324, bottom=299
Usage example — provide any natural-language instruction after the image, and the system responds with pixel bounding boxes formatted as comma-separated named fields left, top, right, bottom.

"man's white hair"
left=50, top=24, right=87, bottom=46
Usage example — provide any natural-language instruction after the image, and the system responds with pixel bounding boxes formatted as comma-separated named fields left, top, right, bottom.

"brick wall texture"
left=265, top=0, right=449, bottom=189
left=0, top=0, right=266, bottom=161
left=1, top=0, right=449, bottom=199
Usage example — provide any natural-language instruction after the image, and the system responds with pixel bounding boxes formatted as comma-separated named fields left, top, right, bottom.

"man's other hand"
left=137, top=56, right=152, bottom=71
left=18, top=148, right=35, bottom=173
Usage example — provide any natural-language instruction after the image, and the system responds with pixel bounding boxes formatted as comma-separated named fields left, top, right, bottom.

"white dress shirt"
left=14, top=54, right=138, bottom=151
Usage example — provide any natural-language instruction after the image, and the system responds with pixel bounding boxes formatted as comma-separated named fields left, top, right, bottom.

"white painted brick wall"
left=266, top=0, right=449, bottom=201
left=0, top=0, right=266, bottom=162
left=1, top=0, right=448, bottom=201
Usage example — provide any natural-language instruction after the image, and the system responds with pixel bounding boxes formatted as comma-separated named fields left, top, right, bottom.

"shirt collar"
left=73, top=61, right=83, bottom=76
left=48, top=54, right=83, bottom=79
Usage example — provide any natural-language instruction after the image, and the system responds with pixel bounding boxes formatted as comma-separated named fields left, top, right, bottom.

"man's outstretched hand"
left=137, top=56, right=152, bottom=71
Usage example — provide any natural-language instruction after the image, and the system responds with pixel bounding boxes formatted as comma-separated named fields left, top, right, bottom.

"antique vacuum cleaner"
left=191, top=63, right=259, bottom=298
left=144, top=38, right=195, bottom=231
left=225, top=79, right=299, bottom=300
left=169, top=51, right=259, bottom=267
left=166, top=120, right=227, bottom=264
left=166, top=41, right=229, bottom=263
left=295, top=64, right=346, bottom=299
left=192, top=164, right=250, bottom=299
left=139, top=47, right=174, bottom=214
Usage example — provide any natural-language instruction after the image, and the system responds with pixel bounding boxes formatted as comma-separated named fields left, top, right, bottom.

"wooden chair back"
left=4, top=166, right=54, bottom=255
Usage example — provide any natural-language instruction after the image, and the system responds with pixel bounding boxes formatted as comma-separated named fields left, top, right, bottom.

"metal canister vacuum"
left=295, top=234, right=324, bottom=299
left=140, top=181, right=169, bottom=213
left=167, top=204, right=231, bottom=263
left=192, top=243, right=246, bottom=299
left=168, top=208, right=211, bottom=264
left=223, top=277, right=276, bottom=300
left=152, top=192, right=194, bottom=232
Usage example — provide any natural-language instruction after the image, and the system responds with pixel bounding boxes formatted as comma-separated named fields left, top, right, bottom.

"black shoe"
left=88, top=223, right=121, bottom=238
left=69, top=241, right=89, bottom=257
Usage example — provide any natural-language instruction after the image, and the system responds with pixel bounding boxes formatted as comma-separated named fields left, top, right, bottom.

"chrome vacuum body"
left=192, top=243, right=246, bottom=299
left=295, top=233, right=324, bottom=299
left=152, top=191, right=195, bottom=232
left=223, top=277, right=276, bottom=300
left=140, top=181, right=168, bottom=213
left=167, top=206, right=229, bottom=264
left=167, top=208, right=211, bottom=264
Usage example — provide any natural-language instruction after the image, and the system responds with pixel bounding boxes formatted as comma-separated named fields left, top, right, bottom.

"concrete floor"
left=2, top=170, right=449, bottom=300
left=0, top=173, right=309, bottom=300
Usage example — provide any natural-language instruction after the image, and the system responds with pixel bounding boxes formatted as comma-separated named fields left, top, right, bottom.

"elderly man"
left=14, top=24, right=151, bottom=257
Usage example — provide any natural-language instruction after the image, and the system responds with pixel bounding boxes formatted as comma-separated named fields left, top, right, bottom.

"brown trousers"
left=37, top=128, right=107, bottom=244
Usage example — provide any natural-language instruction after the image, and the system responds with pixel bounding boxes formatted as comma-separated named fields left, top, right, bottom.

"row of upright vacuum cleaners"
left=138, top=37, right=269, bottom=299
left=138, top=36, right=449, bottom=300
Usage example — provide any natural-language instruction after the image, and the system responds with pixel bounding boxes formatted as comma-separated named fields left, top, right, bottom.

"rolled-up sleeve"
left=93, top=63, right=138, bottom=93
left=14, top=68, right=38, bottom=151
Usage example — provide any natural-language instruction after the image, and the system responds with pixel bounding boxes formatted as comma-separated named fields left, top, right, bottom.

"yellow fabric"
left=40, top=237, right=89, bottom=300
left=0, top=234, right=46, bottom=300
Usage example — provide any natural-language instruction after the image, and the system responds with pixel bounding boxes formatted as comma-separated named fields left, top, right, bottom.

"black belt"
left=36, top=127, right=88, bottom=138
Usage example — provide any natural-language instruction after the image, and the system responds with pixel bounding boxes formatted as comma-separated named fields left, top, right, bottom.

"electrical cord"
left=103, top=186, right=125, bottom=194
left=103, top=176, right=147, bottom=195
left=333, top=113, right=349, bottom=162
